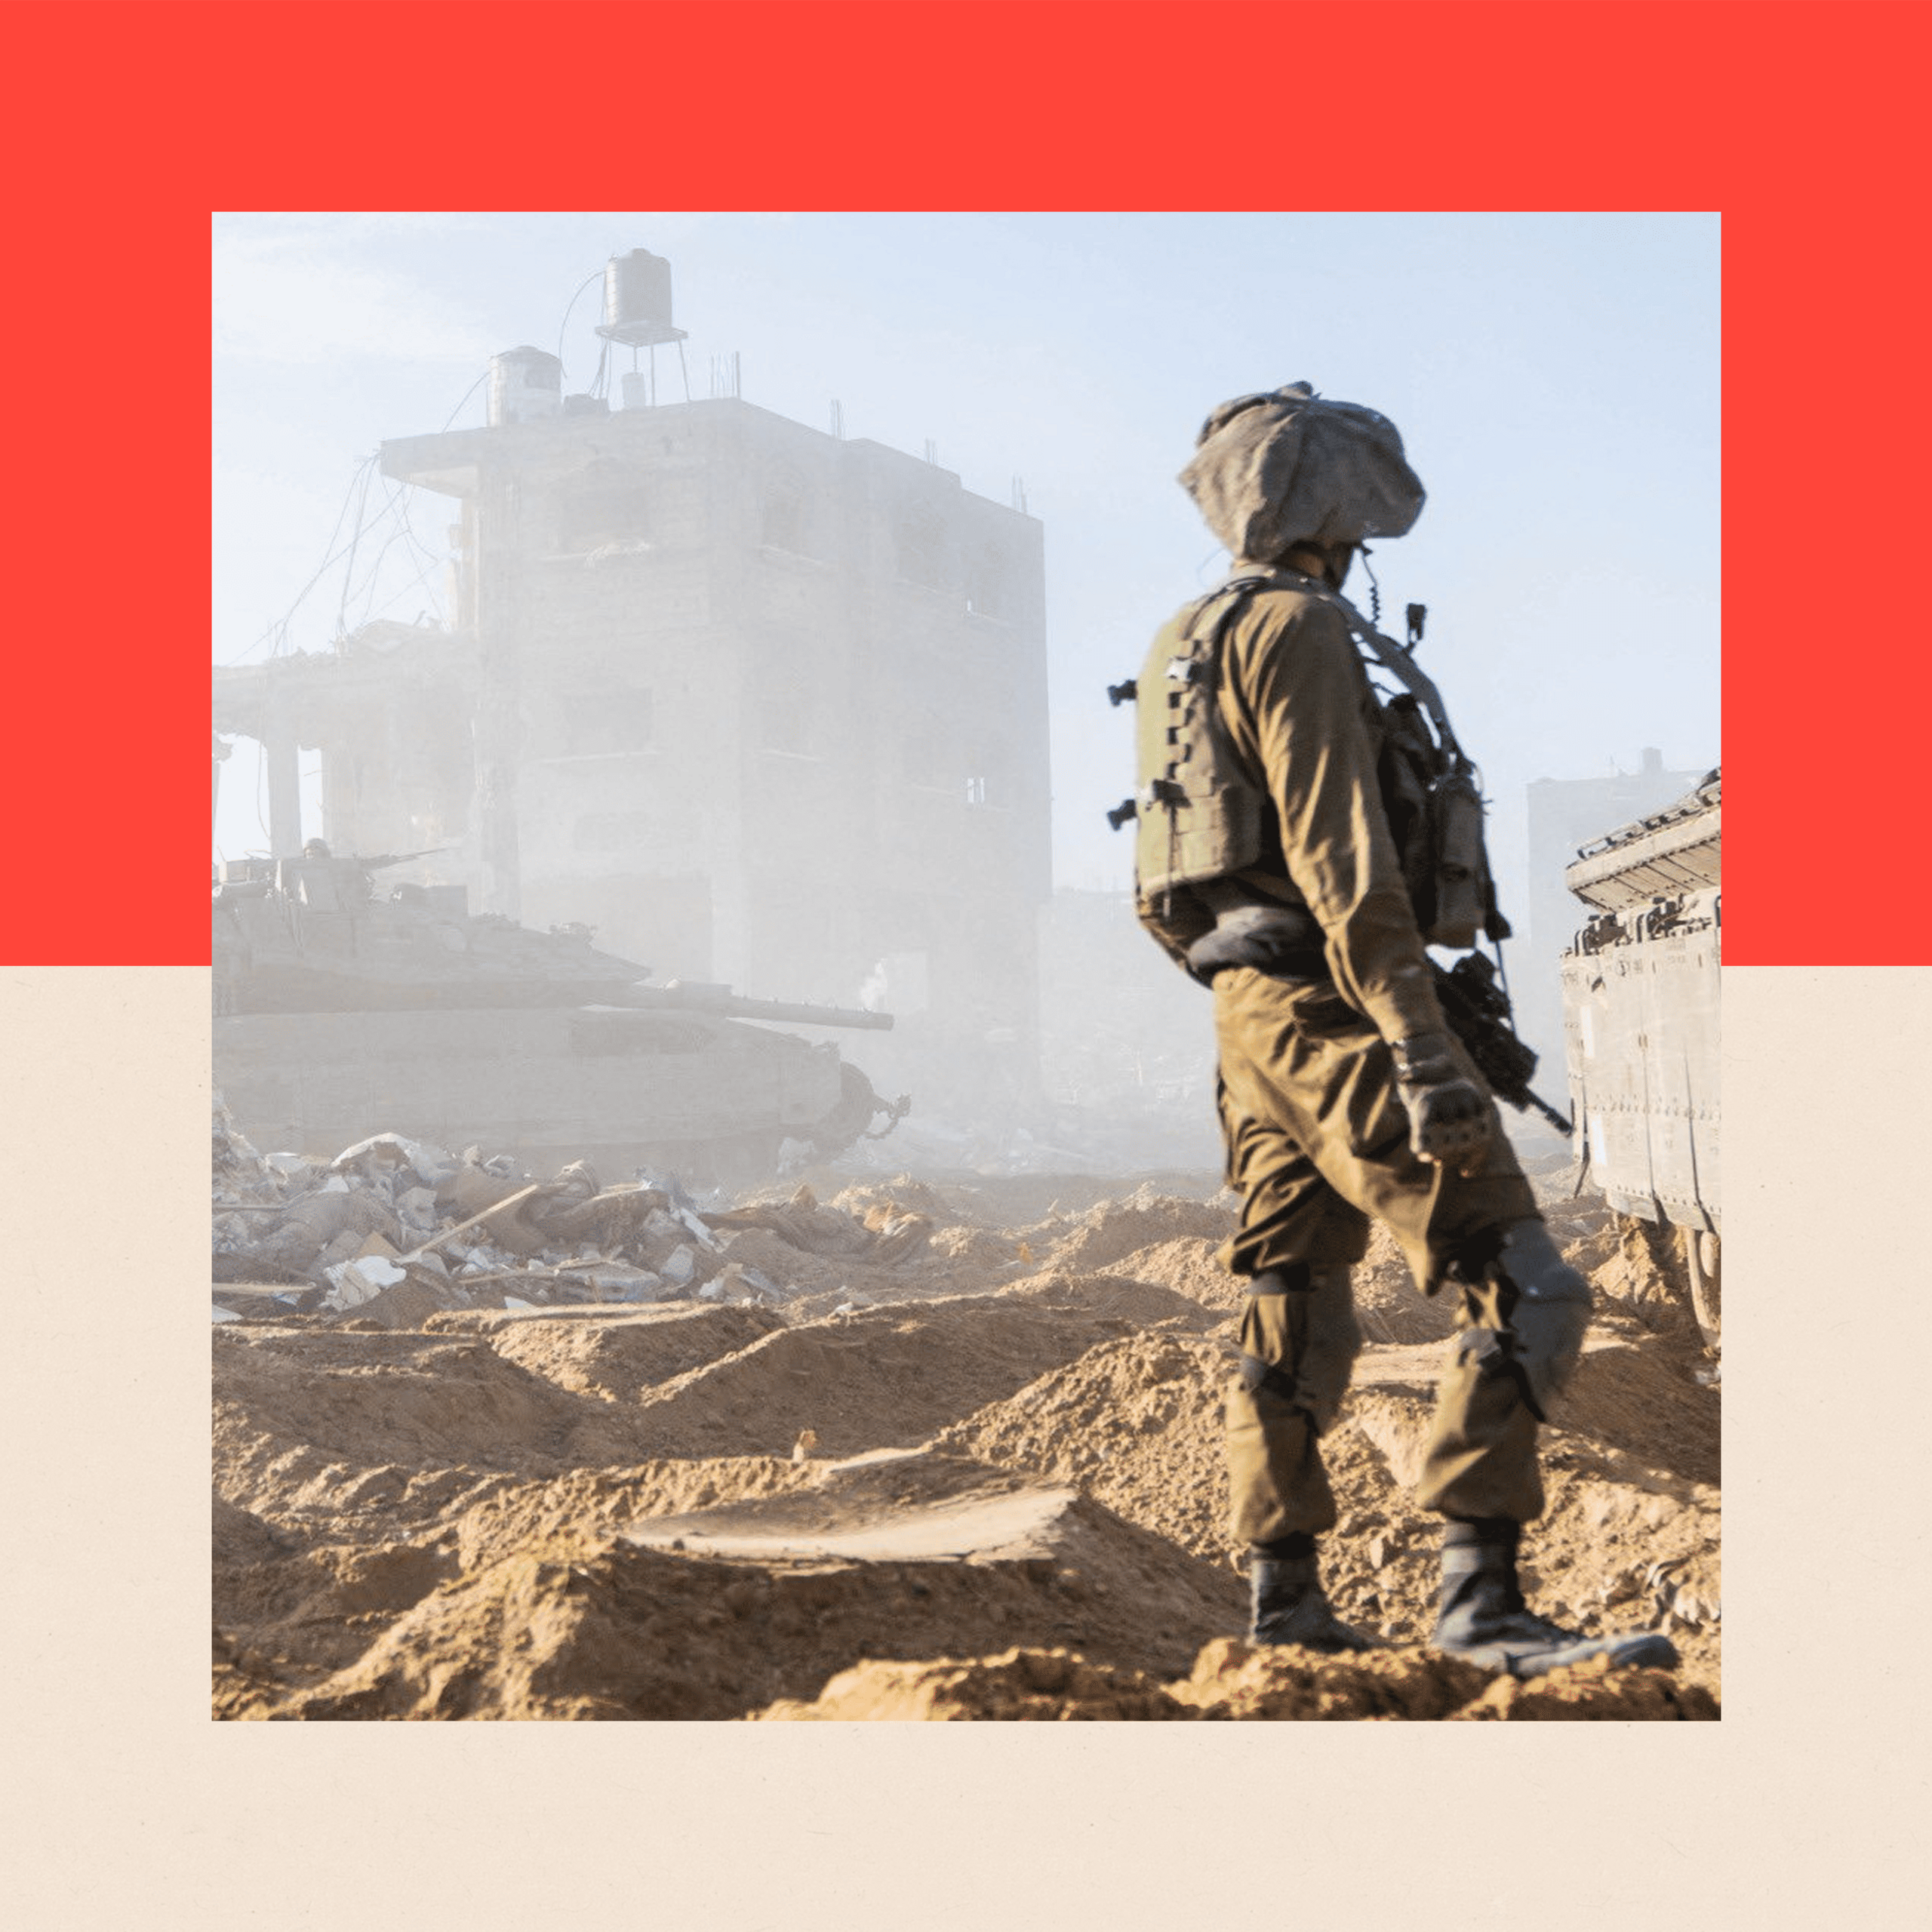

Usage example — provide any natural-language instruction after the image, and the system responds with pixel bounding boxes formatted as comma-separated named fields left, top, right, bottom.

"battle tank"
left=213, top=848, right=907, bottom=1185
left=1558, top=770, right=1721, bottom=1346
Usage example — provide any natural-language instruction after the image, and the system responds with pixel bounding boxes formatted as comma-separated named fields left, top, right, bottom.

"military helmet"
left=1180, top=381, right=1425, bottom=562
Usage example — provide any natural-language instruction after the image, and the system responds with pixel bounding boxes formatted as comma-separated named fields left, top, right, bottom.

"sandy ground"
left=213, top=1166, right=1719, bottom=1721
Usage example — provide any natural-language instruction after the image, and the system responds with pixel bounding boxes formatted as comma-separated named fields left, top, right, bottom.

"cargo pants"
left=1211, top=964, right=1547, bottom=1544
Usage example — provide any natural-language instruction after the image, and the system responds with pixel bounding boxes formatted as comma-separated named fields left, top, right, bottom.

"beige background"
left=8, top=966, right=1915, bottom=1924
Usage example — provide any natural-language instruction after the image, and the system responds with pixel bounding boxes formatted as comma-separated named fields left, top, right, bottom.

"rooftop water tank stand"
left=598, top=248, right=689, bottom=405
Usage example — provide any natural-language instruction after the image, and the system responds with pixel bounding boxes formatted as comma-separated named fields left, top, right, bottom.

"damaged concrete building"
left=214, top=250, right=1051, bottom=1124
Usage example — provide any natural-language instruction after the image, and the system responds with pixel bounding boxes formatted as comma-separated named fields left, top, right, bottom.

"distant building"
left=214, top=255, right=1051, bottom=1109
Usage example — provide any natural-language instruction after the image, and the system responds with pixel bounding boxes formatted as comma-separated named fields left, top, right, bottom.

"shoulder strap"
left=1239, top=565, right=1469, bottom=768
left=1337, top=600, right=1468, bottom=767
left=1177, top=571, right=1271, bottom=657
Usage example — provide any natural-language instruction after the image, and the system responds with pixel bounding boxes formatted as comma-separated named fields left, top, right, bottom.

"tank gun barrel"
left=614, top=980, right=894, bottom=1030
left=355, top=845, right=453, bottom=870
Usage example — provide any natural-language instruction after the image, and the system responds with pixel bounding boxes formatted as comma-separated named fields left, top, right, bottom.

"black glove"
left=1392, top=1031, right=1491, bottom=1174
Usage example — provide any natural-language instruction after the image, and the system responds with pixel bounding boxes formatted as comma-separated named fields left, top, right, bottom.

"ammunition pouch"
left=1428, top=769, right=1491, bottom=950
left=1378, top=695, right=1497, bottom=951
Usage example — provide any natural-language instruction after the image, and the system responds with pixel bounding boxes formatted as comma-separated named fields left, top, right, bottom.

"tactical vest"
left=1115, top=570, right=1506, bottom=967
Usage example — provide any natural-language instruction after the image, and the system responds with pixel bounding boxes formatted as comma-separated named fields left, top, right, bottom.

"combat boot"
left=1249, top=1552, right=1380, bottom=1654
left=1432, top=1519, right=1678, bottom=1678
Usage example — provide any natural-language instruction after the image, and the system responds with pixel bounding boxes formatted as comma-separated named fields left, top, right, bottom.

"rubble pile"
left=212, top=1097, right=930, bottom=1328
left=213, top=1116, right=1721, bottom=1721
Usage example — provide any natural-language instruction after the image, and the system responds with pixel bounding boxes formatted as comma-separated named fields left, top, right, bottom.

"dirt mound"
left=758, top=1647, right=1191, bottom=1721
left=213, top=1624, right=303, bottom=1722
left=213, top=1490, right=286, bottom=1567
left=429, top=1302, right=787, bottom=1401
left=213, top=1457, right=829, bottom=1698
left=997, top=1268, right=1225, bottom=1329
left=693, top=1220, right=1018, bottom=1309
left=927, top=1224, right=1026, bottom=1270
left=1559, top=1203, right=1711, bottom=1346
left=1555, top=1333, right=1721, bottom=1487
left=936, top=1329, right=1238, bottom=1559
left=1091, top=1235, right=1244, bottom=1312
left=1044, top=1191, right=1238, bottom=1275
left=213, top=1326, right=692, bottom=1526
left=1054, top=1216, right=1454, bottom=1343
left=624, top=1291, right=1198, bottom=1460
left=751, top=1636, right=1716, bottom=1721
left=214, top=1526, right=461, bottom=1694
left=1434, top=1654, right=1719, bottom=1721
left=260, top=1457, right=1244, bottom=1720
left=448, top=1460, right=819, bottom=1574
left=1173, top=1637, right=1488, bottom=1718
left=213, top=1161, right=1719, bottom=1721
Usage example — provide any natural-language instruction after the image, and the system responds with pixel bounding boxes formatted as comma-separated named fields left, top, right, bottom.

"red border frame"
left=7, top=0, right=1924, bottom=964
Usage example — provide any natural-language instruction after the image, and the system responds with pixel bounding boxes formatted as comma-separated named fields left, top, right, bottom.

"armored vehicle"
left=213, top=848, right=905, bottom=1183
left=1558, top=771, right=1721, bottom=1344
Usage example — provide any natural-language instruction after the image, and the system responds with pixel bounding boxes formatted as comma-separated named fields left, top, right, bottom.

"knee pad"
left=1238, top=1263, right=1361, bottom=1435
left=1492, top=1219, right=1592, bottom=1421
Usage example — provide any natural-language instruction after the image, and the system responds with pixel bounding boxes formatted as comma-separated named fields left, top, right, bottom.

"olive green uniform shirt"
left=1212, top=580, right=1448, bottom=1044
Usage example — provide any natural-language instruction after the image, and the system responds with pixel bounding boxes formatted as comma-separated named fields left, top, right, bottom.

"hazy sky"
left=213, top=211, right=1719, bottom=905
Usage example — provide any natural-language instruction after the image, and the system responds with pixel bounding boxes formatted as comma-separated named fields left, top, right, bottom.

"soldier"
left=1127, top=383, right=1676, bottom=1677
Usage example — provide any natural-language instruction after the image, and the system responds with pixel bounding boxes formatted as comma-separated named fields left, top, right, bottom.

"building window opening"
left=964, top=775, right=988, bottom=805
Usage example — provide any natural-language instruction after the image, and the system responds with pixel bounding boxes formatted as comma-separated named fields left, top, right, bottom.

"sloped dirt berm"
left=214, top=1173, right=1719, bottom=1720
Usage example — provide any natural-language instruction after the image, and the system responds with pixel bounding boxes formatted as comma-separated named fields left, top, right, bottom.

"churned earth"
left=213, top=1164, right=1719, bottom=1721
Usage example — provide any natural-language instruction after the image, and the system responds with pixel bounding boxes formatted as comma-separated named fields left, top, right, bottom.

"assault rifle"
left=1432, top=952, right=1573, bottom=1135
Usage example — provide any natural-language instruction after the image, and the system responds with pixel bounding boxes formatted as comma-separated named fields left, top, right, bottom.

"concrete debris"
left=323, top=1254, right=401, bottom=1300
left=707, top=1183, right=933, bottom=1266
left=395, top=1188, right=440, bottom=1235
left=211, top=1093, right=748, bottom=1325
left=330, top=1132, right=460, bottom=1189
